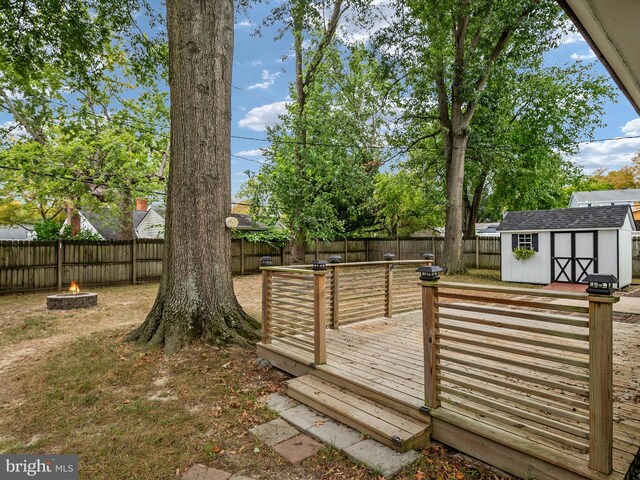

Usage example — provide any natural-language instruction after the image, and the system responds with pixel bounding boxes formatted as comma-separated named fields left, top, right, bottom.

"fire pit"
left=47, top=281, right=98, bottom=310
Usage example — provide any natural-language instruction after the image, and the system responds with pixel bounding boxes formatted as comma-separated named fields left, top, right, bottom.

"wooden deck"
left=258, top=309, right=640, bottom=480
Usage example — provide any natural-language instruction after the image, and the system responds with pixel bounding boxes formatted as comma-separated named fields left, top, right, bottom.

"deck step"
left=286, top=374, right=430, bottom=452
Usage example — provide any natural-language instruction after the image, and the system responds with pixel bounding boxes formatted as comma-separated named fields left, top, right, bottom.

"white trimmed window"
left=517, top=233, right=533, bottom=249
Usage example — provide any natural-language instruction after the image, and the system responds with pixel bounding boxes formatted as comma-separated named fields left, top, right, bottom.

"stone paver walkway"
left=254, top=393, right=420, bottom=479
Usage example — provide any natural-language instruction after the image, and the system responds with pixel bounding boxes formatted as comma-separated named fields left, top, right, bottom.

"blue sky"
left=1, top=4, right=638, bottom=197
left=230, top=8, right=640, bottom=195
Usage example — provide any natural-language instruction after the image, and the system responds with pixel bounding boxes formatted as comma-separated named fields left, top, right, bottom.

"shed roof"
left=497, top=205, right=632, bottom=232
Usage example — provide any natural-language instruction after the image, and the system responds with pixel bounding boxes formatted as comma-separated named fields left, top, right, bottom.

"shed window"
left=512, top=233, right=538, bottom=252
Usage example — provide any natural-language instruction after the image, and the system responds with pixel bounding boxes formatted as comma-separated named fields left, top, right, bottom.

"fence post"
left=365, top=238, right=369, bottom=262
left=132, top=238, right=137, bottom=285
left=331, top=266, right=340, bottom=329
left=475, top=236, right=480, bottom=269
left=396, top=236, right=400, bottom=259
left=280, top=246, right=285, bottom=266
left=344, top=238, right=348, bottom=263
left=240, top=238, right=245, bottom=275
left=422, top=279, right=440, bottom=411
left=588, top=294, right=617, bottom=474
left=313, top=272, right=327, bottom=364
left=432, top=237, right=436, bottom=262
left=261, top=269, right=273, bottom=344
left=385, top=263, right=393, bottom=318
left=57, top=239, right=63, bottom=291
left=315, top=239, right=319, bottom=260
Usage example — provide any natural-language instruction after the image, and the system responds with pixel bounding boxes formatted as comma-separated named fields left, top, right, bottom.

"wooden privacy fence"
left=420, top=280, right=617, bottom=474
left=6, top=235, right=640, bottom=293
left=261, top=259, right=432, bottom=365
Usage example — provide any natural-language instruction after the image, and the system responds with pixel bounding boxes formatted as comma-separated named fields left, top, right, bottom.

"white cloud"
left=235, top=149, right=264, bottom=157
left=238, top=101, right=289, bottom=132
left=558, top=21, right=586, bottom=45
left=0, top=120, right=27, bottom=137
left=621, top=118, right=640, bottom=137
left=571, top=49, right=596, bottom=61
left=235, top=20, right=253, bottom=29
left=247, top=69, right=281, bottom=90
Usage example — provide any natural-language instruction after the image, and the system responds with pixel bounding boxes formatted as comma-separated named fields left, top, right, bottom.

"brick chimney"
left=70, top=213, right=81, bottom=235
left=135, top=198, right=148, bottom=211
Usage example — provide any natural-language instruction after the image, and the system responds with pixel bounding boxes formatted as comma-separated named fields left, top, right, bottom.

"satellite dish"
left=225, top=216, right=239, bottom=229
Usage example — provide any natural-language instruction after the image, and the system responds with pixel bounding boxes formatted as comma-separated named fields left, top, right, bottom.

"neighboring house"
left=569, top=189, right=640, bottom=226
left=0, top=224, right=36, bottom=241
left=497, top=205, right=633, bottom=288
left=63, top=207, right=270, bottom=240
left=475, top=223, right=500, bottom=237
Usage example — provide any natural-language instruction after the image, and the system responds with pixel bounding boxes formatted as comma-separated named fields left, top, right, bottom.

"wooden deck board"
left=265, top=308, right=640, bottom=480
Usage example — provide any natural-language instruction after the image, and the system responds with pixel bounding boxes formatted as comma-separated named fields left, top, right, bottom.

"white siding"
left=597, top=230, right=620, bottom=287
left=61, top=215, right=104, bottom=239
left=136, top=210, right=165, bottom=239
left=618, top=216, right=633, bottom=288
left=500, top=232, right=551, bottom=284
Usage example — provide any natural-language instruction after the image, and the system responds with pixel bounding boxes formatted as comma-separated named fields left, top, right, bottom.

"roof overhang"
left=558, top=0, right=640, bottom=115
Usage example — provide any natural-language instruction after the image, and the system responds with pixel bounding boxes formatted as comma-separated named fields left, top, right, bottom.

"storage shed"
left=497, top=205, right=634, bottom=288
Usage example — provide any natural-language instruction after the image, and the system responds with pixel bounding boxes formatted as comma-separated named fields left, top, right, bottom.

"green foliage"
left=245, top=44, right=396, bottom=242
left=232, top=228, right=291, bottom=247
left=513, top=247, right=536, bottom=261
left=33, top=219, right=103, bottom=240
left=33, top=219, right=64, bottom=240
left=374, top=169, right=445, bottom=236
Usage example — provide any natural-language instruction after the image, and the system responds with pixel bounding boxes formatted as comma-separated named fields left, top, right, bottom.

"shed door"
left=551, top=231, right=598, bottom=283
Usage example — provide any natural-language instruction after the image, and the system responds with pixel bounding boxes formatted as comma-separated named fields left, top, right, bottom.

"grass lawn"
left=0, top=272, right=511, bottom=479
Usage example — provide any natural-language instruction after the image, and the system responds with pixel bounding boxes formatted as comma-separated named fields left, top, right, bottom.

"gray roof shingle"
left=572, top=189, right=640, bottom=203
left=497, top=206, right=632, bottom=231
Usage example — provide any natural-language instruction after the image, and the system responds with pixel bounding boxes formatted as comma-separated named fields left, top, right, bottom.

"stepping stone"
left=249, top=418, right=299, bottom=447
left=279, top=404, right=328, bottom=431
left=306, top=419, right=363, bottom=449
left=272, top=434, right=323, bottom=463
left=181, top=465, right=231, bottom=480
left=230, top=476, right=257, bottom=480
left=260, top=393, right=297, bottom=413
left=343, top=439, right=420, bottom=479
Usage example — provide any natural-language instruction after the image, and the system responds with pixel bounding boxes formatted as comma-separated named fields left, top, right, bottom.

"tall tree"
left=127, top=0, right=259, bottom=353
left=460, top=62, right=613, bottom=234
left=245, top=44, right=395, bottom=245
left=381, top=0, right=565, bottom=272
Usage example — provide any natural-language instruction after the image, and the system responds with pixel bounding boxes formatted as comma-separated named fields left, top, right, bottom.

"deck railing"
left=261, top=259, right=431, bottom=365
left=420, top=280, right=618, bottom=475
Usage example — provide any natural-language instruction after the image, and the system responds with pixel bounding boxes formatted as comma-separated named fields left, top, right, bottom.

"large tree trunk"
left=118, top=190, right=134, bottom=240
left=442, top=132, right=468, bottom=274
left=127, top=0, right=259, bottom=354
left=289, top=234, right=306, bottom=264
left=463, top=176, right=486, bottom=238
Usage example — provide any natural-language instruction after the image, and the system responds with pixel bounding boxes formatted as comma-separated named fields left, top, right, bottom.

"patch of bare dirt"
left=0, top=275, right=264, bottom=385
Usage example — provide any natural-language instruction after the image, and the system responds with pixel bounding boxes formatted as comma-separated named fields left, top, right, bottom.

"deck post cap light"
left=423, top=253, right=434, bottom=260
left=260, top=256, right=273, bottom=266
left=328, top=255, right=343, bottom=264
left=312, top=260, right=328, bottom=271
left=417, top=265, right=443, bottom=281
left=383, top=253, right=396, bottom=261
left=584, top=273, right=617, bottom=295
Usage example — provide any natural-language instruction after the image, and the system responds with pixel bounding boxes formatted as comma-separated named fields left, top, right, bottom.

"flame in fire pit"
left=69, top=281, right=80, bottom=294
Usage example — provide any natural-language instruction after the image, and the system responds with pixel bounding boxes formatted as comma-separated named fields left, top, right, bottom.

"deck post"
left=422, top=280, right=439, bottom=410
left=261, top=269, right=273, bottom=344
left=331, top=267, right=340, bottom=329
left=385, top=263, right=393, bottom=318
left=313, top=272, right=327, bottom=364
left=588, top=294, right=617, bottom=474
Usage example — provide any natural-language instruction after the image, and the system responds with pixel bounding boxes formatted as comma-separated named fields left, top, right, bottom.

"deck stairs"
left=286, top=373, right=430, bottom=452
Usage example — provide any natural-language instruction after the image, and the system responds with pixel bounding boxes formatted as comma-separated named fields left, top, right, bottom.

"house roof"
left=231, top=213, right=269, bottom=231
left=82, top=209, right=157, bottom=240
left=0, top=225, right=34, bottom=240
left=571, top=189, right=640, bottom=204
left=497, top=205, right=633, bottom=232
left=559, top=0, right=640, bottom=115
